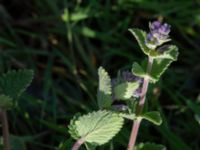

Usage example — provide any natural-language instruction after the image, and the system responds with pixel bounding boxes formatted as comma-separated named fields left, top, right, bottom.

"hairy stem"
left=127, top=57, right=153, bottom=150
left=71, top=137, right=85, bottom=150
left=0, top=109, right=10, bottom=150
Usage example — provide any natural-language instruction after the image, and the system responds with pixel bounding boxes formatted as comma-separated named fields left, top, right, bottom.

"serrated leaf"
left=114, top=82, right=139, bottom=100
left=150, top=46, right=178, bottom=83
left=129, top=28, right=151, bottom=55
left=0, top=69, right=34, bottom=99
left=97, top=67, right=112, bottom=109
left=0, top=94, right=13, bottom=110
left=68, top=116, right=80, bottom=140
left=150, top=45, right=178, bottom=60
left=135, top=142, right=166, bottom=150
left=141, top=111, right=162, bottom=125
left=132, top=62, right=146, bottom=78
left=70, top=111, right=124, bottom=145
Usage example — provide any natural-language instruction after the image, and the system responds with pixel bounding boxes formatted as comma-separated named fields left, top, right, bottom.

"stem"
left=71, top=137, right=85, bottom=150
left=127, top=57, right=153, bottom=150
left=0, top=109, right=10, bottom=150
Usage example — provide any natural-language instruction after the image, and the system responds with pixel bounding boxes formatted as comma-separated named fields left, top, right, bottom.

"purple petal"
left=159, top=23, right=171, bottom=35
left=150, top=21, right=161, bottom=30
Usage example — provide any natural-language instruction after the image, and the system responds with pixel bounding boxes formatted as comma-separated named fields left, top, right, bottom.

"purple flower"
left=149, top=21, right=161, bottom=30
left=146, top=21, right=171, bottom=49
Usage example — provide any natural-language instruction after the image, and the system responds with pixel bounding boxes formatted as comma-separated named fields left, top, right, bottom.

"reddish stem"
left=127, top=57, right=153, bottom=150
left=71, top=137, right=85, bottom=150
left=0, top=110, right=10, bottom=150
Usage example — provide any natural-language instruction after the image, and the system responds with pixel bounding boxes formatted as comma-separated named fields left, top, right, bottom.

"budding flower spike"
left=146, top=21, right=171, bottom=49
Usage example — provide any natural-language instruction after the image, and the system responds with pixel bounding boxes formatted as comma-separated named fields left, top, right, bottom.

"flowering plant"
left=68, top=20, right=179, bottom=150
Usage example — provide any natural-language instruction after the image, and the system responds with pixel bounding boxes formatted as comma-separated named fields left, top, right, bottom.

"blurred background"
left=0, top=0, right=200, bottom=150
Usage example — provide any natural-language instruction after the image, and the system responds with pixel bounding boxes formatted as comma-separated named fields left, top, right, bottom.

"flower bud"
left=146, top=21, right=171, bottom=49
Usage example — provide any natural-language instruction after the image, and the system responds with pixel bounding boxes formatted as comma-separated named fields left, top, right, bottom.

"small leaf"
left=97, top=67, right=112, bottom=109
left=132, top=62, right=146, bottom=78
left=150, top=46, right=178, bottom=83
left=135, top=142, right=166, bottom=150
left=0, top=69, right=34, bottom=99
left=114, top=82, right=139, bottom=100
left=0, top=94, right=13, bottom=110
left=69, top=110, right=124, bottom=145
left=141, top=111, right=162, bottom=125
left=128, top=28, right=151, bottom=55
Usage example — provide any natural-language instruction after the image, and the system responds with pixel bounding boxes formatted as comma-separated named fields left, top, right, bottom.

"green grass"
left=0, top=0, right=200, bottom=149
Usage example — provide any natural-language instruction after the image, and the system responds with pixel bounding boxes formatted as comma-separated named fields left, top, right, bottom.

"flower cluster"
left=146, top=21, right=171, bottom=49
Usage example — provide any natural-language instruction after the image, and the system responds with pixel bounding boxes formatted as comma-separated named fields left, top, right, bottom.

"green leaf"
left=0, top=94, right=13, bottom=110
left=128, top=28, right=151, bottom=55
left=0, top=69, right=34, bottom=99
left=150, top=46, right=178, bottom=83
left=132, top=62, right=146, bottom=78
left=150, top=45, right=178, bottom=60
left=135, top=142, right=166, bottom=150
left=69, top=110, right=124, bottom=145
left=114, top=82, right=139, bottom=100
left=141, top=111, right=162, bottom=125
left=97, top=67, right=112, bottom=109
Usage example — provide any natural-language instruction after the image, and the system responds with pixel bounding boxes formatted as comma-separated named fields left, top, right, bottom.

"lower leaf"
left=68, top=110, right=124, bottom=145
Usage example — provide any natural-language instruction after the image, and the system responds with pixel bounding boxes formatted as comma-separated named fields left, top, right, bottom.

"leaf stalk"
left=71, top=137, right=85, bottom=150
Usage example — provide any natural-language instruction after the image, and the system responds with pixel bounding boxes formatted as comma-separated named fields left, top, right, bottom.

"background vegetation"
left=0, top=0, right=200, bottom=149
